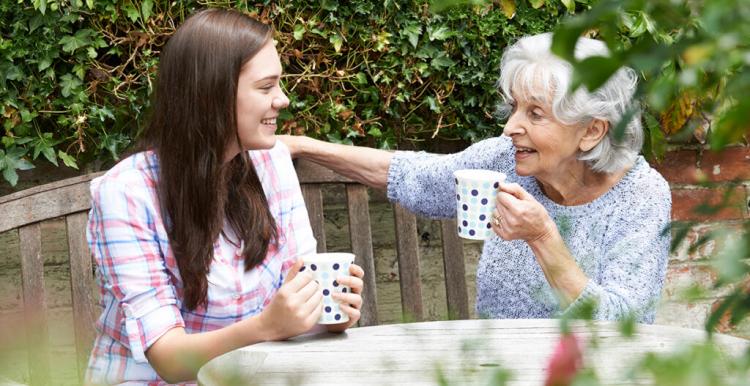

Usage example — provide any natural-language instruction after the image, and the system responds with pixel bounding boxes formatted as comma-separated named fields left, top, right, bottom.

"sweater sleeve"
left=563, top=172, right=672, bottom=323
left=386, top=136, right=515, bottom=219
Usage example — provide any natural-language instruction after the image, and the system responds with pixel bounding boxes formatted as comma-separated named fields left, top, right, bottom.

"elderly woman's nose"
left=503, top=119, right=525, bottom=137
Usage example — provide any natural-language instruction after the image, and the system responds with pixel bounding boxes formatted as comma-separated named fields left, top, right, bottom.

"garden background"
left=1, top=0, right=749, bottom=385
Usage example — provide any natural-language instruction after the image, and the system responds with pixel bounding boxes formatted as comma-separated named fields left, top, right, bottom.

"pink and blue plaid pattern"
left=85, top=141, right=316, bottom=385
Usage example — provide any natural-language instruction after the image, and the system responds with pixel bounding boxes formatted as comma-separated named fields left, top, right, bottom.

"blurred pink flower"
left=544, top=333, right=583, bottom=386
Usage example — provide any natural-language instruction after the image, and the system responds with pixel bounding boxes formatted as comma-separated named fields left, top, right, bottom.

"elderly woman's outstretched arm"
left=280, top=135, right=517, bottom=220
left=278, top=135, right=393, bottom=190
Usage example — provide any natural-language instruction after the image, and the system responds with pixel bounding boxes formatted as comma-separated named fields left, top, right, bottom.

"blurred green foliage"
left=550, top=0, right=750, bottom=156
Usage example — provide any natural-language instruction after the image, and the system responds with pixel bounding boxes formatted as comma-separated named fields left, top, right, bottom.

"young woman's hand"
left=257, top=260, right=323, bottom=341
left=325, top=263, right=365, bottom=333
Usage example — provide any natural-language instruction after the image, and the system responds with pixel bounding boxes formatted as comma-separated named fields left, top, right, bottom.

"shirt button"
left=232, top=293, right=241, bottom=300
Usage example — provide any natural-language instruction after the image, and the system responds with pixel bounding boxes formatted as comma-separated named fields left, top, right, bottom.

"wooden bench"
left=0, top=159, right=470, bottom=386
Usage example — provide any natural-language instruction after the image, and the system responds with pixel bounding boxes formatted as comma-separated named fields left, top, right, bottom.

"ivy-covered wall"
left=1, top=0, right=579, bottom=186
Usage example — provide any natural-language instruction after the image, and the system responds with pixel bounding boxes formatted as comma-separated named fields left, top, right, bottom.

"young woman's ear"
left=579, top=119, right=609, bottom=152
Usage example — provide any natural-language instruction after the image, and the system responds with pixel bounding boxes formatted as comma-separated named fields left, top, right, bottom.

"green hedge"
left=4, top=0, right=746, bottom=187
left=1, top=0, right=578, bottom=186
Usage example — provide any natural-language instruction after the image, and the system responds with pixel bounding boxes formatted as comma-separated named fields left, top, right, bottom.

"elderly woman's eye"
left=530, top=108, right=544, bottom=120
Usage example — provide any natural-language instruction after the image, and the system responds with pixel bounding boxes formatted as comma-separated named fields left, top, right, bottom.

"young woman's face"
left=229, top=40, right=289, bottom=159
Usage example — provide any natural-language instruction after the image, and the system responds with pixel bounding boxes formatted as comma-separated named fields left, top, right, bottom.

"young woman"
left=85, top=9, right=364, bottom=384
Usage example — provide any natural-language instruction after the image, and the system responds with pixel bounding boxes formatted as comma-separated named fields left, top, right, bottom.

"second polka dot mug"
left=300, top=252, right=355, bottom=324
left=453, top=169, right=506, bottom=240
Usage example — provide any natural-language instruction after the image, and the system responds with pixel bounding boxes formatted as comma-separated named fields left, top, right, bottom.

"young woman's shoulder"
left=248, top=139, right=294, bottom=171
left=91, top=151, right=158, bottom=198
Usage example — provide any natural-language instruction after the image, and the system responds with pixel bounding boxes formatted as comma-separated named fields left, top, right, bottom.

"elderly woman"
left=281, top=32, right=671, bottom=323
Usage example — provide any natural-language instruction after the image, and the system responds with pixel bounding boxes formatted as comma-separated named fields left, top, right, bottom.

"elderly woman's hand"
left=491, top=182, right=557, bottom=242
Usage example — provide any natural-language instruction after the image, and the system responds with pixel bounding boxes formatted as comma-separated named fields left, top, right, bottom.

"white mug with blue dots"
left=453, top=169, right=506, bottom=240
left=300, top=252, right=355, bottom=324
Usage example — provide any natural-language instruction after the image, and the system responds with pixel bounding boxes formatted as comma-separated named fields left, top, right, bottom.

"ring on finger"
left=492, top=214, right=502, bottom=226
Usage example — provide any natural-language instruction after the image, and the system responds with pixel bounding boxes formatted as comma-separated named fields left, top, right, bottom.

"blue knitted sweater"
left=386, top=135, right=671, bottom=322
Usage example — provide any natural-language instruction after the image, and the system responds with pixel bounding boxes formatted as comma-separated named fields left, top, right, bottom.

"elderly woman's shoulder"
left=627, top=157, right=671, bottom=200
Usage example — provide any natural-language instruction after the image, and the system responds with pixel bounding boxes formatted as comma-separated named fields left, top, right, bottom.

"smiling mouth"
left=261, top=118, right=277, bottom=125
left=515, top=145, right=537, bottom=154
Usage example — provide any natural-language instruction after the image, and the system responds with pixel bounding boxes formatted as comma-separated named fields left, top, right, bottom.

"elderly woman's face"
left=503, top=95, right=589, bottom=179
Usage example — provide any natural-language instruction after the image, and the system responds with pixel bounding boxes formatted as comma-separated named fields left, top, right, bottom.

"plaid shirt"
left=85, top=141, right=316, bottom=385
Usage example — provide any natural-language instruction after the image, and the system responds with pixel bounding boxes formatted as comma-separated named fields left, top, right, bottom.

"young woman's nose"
left=272, top=92, right=290, bottom=110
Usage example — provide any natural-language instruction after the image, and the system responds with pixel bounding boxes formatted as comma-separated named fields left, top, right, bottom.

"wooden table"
left=197, top=319, right=749, bottom=386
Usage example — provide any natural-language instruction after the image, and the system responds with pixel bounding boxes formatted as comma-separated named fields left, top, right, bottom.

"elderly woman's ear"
left=578, top=119, right=609, bottom=152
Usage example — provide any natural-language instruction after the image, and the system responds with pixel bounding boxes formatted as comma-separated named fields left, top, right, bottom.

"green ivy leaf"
left=0, top=147, right=35, bottom=186
left=2, top=167, right=18, bottom=186
left=321, top=0, right=338, bottom=11
left=293, top=24, right=305, bottom=40
left=528, top=0, right=545, bottom=9
left=60, top=74, right=83, bottom=97
left=59, top=30, right=93, bottom=53
left=20, top=109, right=37, bottom=123
left=141, top=0, right=153, bottom=22
left=431, top=54, right=455, bottom=68
left=33, top=0, right=47, bottom=15
left=367, top=127, right=382, bottom=137
left=428, top=25, right=452, bottom=41
left=403, top=23, right=422, bottom=48
left=41, top=146, right=57, bottom=165
left=123, top=3, right=140, bottom=23
left=329, top=33, right=343, bottom=53
left=58, top=151, right=79, bottom=169
left=425, top=95, right=441, bottom=112
left=38, top=56, right=53, bottom=72
left=560, top=0, right=575, bottom=12
left=29, top=14, right=45, bottom=32
left=500, top=0, right=516, bottom=19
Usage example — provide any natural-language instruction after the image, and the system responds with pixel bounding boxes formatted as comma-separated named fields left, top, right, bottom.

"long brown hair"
left=141, top=8, right=278, bottom=310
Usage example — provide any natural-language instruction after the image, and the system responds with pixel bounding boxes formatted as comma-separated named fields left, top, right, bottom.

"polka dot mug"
left=300, top=252, right=355, bottom=324
left=453, top=169, right=506, bottom=240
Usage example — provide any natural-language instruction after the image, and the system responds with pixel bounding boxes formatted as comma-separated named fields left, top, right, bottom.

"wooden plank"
left=300, top=185, right=326, bottom=253
left=392, top=204, right=423, bottom=322
left=345, top=185, right=378, bottom=327
left=66, top=212, right=97, bottom=383
left=439, top=219, right=470, bottom=320
left=295, top=159, right=354, bottom=184
left=18, top=223, right=51, bottom=386
left=0, top=172, right=101, bottom=205
left=0, top=173, right=100, bottom=233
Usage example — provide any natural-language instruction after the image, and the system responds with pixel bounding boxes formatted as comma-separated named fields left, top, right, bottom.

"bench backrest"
left=0, top=159, right=469, bottom=385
